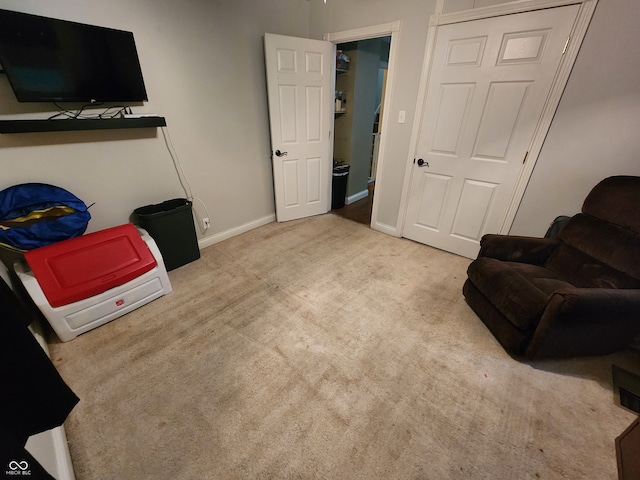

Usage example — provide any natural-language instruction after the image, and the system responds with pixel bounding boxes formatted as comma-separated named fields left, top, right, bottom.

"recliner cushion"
left=549, top=214, right=640, bottom=286
left=467, top=258, right=572, bottom=330
left=582, top=175, right=640, bottom=233
left=545, top=242, right=640, bottom=289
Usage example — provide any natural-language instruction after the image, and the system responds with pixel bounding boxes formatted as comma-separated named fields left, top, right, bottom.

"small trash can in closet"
left=132, top=198, right=200, bottom=271
left=332, top=164, right=350, bottom=210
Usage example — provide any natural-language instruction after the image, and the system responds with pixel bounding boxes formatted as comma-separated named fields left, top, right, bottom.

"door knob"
left=275, top=150, right=288, bottom=157
left=417, top=158, right=429, bottom=167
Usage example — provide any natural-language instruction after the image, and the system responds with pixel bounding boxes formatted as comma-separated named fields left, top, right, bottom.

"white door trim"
left=325, top=21, right=401, bottom=235
left=439, top=0, right=594, bottom=25
left=325, top=21, right=400, bottom=43
left=398, top=0, right=598, bottom=237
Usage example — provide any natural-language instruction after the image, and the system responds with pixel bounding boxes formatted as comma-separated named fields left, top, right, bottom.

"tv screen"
left=0, top=9, right=148, bottom=103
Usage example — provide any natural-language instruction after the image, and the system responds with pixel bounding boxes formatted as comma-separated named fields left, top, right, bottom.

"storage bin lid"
left=25, top=223, right=156, bottom=307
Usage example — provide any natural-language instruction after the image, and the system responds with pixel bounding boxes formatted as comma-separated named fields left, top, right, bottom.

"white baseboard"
left=198, top=214, right=276, bottom=249
left=346, top=189, right=369, bottom=205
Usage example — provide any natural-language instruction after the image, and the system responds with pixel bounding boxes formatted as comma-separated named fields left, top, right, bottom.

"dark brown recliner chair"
left=463, top=176, right=640, bottom=359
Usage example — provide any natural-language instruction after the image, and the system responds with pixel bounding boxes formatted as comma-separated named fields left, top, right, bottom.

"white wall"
left=511, top=0, right=640, bottom=236
left=2, top=0, right=638, bottom=247
left=0, top=0, right=309, bottom=240
left=311, top=0, right=640, bottom=238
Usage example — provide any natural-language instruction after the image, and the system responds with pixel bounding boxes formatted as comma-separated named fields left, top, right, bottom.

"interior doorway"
left=330, top=36, right=392, bottom=226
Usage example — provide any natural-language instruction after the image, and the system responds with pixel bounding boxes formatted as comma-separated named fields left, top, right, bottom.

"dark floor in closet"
left=331, top=182, right=374, bottom=226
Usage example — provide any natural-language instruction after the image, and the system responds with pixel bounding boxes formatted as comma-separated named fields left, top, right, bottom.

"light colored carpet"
left=48, top=214, right=637, bottom=479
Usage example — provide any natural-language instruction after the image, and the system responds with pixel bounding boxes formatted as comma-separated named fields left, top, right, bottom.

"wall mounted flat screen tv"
left=0, top=9, right=148, bottom=103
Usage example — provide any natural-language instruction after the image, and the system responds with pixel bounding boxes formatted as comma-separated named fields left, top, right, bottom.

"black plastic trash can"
left=332, top=164, right=350, bottom=210
left=132, top=198, right=200, bottom=271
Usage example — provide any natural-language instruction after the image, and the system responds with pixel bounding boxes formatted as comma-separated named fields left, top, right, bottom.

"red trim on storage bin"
left=25, top=223, right=156, bottom=307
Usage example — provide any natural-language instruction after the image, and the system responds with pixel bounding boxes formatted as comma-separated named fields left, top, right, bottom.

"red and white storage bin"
left=14, top=223, right=172, bottom=341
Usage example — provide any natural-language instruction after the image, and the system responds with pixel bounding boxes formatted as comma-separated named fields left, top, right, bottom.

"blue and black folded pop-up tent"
left=0, top=183, right=91, bottom=251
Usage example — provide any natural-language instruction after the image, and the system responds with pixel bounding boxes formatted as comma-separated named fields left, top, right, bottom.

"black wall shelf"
left=0, top=116, right=166, bottom=134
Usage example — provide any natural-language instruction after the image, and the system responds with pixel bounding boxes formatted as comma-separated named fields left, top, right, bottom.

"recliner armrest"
left=553, top=287, right=640, bottom=315
left=479, top=234, right=560, bottom=264
left=526, top=287, right=640, bottom=359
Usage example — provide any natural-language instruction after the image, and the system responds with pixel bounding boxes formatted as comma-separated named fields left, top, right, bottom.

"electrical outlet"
left=202, top=217, right=211, bottom=230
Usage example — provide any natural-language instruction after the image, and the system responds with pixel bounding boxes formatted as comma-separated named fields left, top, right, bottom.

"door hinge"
left=522, top=151, right=529, bottom=164
left=562, top=36, right=571, bottom=55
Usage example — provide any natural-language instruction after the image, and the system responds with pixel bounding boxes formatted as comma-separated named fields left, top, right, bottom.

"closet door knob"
left=275, top=150, right=288, bottom=157
left=417, top=158, right=429, bottom=167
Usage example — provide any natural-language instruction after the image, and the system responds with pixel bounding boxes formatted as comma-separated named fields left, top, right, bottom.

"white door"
left=403, top=5, right=580, bottom=258
left=264, top=33, right=334, bottom=222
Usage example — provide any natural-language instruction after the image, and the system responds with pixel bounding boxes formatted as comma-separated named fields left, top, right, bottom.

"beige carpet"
left=48, top=214, right=637, bottom=479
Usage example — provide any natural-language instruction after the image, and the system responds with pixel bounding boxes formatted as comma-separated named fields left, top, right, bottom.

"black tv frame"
left=0, top=9, right=148, bottom=104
